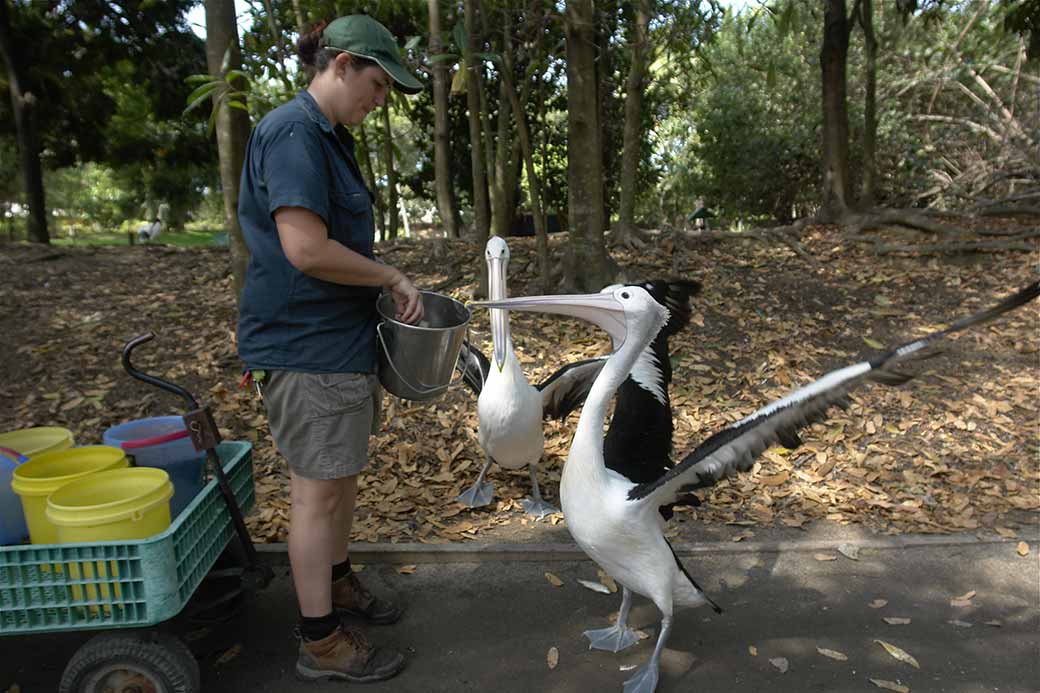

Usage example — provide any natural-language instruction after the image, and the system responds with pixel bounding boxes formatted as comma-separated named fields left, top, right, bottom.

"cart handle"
left=122, top=333, right=199, bottom=410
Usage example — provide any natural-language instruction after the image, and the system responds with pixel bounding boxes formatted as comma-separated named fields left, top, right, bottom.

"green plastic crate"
left=0, top=441, right=254, bottom=635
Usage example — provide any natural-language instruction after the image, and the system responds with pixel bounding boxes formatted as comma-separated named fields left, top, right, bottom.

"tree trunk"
left=428, top=0, right=461, bottom=238
left=563, top=0, right=614, bottom=292
left=615, top=0, right=651, bottom=244
left=0, top=1, right=48, bottom=244
left=380, top=102, right=399, bottom=241
left=819, top=0, right=853, bottom=223
left=490, top=9, right=522, bottom=241
left=356, top=123, right=385, bottom=241
left=290, top=0, right=306, bottom=34
left=490, top=73, right=514, bottom=240
left=500, top=18, right=551, bottom=291
left=260, top=0, right=294, bottom=92
left=464, top=0, right=491, bottom=295
left=476, top=2, right=496, bottom=216
left=206, top=0, right=251, bottom=301
left=860, top=0, right=877, bottom=207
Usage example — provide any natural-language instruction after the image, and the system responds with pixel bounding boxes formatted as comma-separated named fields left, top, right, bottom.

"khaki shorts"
left=262, top=371, right=382, bottom=480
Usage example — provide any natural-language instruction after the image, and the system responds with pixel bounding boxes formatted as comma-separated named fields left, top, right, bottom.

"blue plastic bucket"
left=0, top=452, right=29, bottom=545
left=103, top=417, right=205, bottom=518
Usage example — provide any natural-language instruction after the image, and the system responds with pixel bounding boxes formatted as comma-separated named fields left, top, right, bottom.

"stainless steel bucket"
left=376, top=291, right=471, bottom=401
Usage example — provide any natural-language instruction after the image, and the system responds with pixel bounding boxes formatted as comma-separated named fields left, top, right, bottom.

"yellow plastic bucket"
left=46, top=467, right=173, bottom=543
left=11, top=446, right=128, bottom=545
left=46, top=467, right=172, bottom=607
left=0, top=426, right=74, bottom=458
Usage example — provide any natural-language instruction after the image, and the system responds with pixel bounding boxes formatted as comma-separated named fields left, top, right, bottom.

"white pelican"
left=455, top=237, right=702, bottom=518
left=475, top=280, right=1039, bottom=692
left=453, top=236, right=607, bottom=516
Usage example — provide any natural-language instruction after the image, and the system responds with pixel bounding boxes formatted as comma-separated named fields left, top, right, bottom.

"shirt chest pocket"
left=329, top=190, right=374, bottom=256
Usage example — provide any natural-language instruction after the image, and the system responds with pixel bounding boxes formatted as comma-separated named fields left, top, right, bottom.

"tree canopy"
left=0, top=0, right=1034, bottom=271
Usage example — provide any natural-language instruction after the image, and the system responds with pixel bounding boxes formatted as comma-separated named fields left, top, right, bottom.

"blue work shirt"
left=237, top=90, right=381, bottom=374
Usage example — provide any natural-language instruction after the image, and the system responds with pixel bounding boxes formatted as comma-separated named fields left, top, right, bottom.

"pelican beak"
left=473, top=293, right=628, bottom=349
left=486, top=255, right=509, bottom=368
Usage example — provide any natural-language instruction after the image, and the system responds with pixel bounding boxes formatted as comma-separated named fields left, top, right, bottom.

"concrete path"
left=2, top=533, right=1037, bottom=692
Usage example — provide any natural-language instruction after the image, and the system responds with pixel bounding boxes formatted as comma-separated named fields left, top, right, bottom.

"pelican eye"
left=621, top=291, right=630, bottom=299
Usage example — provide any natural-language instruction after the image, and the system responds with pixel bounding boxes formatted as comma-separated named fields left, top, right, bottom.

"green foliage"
left=46, top=164, right=133, bottom=233
left=651, top=8, right=821, bottom=222
left=1002, top=0, right=1040, bottom=57
left=0, top=1, right=206, bottom=167
left=648, top=0, right=1032, bottom=221
left=0, top=1, right=214, bottom=235
left=5, top=0, right=1025, bottom=243
left=184, top=66, right=253, bottom=136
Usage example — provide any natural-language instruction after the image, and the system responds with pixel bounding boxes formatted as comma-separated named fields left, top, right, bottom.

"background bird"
left=475, top=280, right=1039, bottom=693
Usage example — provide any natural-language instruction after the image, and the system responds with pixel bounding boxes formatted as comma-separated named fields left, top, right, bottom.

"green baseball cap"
left=320, top=15, right=423, bottom=95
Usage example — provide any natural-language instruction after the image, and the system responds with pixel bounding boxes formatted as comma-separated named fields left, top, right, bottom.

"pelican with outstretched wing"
left=475, top=280, right=1039, bottom=692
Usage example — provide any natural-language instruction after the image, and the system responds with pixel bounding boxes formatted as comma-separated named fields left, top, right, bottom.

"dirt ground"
left=1, top=219, right=1037, bottom=546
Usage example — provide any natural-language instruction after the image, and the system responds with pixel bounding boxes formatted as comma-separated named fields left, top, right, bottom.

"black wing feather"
left=537, top=357, right=608, bottom=420
left=641, top=279, right=702, bottom=338
left=455, top=340, right=489, bottom=397
left=604, top=279, right=707, bottom=520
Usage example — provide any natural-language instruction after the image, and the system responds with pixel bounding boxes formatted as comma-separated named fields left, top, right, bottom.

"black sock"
left=300, top=611, right=340, bottom=641
left=332, top=558, right=352, bottom=582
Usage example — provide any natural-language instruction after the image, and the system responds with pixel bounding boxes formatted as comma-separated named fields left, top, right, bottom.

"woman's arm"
left=274, top=206, right=423, bottom=323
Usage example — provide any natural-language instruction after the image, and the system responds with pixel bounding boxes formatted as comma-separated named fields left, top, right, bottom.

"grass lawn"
left=47, top=223, right=227, bottom=248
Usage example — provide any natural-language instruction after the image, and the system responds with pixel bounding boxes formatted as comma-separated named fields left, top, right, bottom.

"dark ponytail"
left=297, top=20, right=334, bottom=77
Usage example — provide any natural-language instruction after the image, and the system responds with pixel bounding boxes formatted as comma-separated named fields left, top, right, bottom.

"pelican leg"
left=583, top=587, right=640, bottom=652
left=455, top=455, right=494, bottom=507
left=520, top=462, right=559, bottom=519
left=621, top=616, right=671, bottom=693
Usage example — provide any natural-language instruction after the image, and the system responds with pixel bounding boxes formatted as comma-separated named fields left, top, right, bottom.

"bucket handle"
left=0, top=446, right=27, bottom=464
left=119, top=429, right=191, bottom=450
left=376, top=322, right=466, bottom=397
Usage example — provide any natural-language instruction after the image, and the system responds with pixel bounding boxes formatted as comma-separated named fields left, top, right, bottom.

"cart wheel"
left=59, top=631, right=200, bottom=693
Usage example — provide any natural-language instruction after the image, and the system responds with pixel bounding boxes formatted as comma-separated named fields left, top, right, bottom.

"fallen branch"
left=976, top=205, right=1040, bottom=217
left=679, top=221, right=820, bottom=267
left=852, top=209, right=971, bottom=236
left=875, top=233, right=1039, bottom=255
left=976, top=227, right=1040, bottom=237
left=27, top=251, right=65, bottom=263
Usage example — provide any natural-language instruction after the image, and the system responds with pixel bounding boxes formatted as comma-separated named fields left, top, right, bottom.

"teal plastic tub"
left=0, top=441, right=254, bottom=635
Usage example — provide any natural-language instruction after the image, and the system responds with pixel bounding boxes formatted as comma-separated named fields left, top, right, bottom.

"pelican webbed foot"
left=621, top=661, right=659, bottom=693
left=583, top=623, right=641, bottom=652
left=522, top=462, right=559, bottom=519
left=456, top=480, right=494, bottom=507
left=455, top=456, right=494, bottom=508
left=621, top=614, right=671, bottom=693
left=584, top=587, right=639, bottom=652
left=521, top=496, right=559, bottom=519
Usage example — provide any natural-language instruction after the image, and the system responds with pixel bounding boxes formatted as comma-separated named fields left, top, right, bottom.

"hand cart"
left=0, top=334, right=271, bottom=692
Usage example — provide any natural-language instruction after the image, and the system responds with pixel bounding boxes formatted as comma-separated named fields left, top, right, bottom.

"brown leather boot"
left=296, top=626, right=405, bottom=683
left=332, top=571, right=403, bottom=625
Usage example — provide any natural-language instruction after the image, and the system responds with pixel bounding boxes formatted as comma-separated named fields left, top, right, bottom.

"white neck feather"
left=565, top=314, right=659, bottom=488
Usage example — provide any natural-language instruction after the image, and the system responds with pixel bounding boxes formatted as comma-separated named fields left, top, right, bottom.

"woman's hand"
left=386, top=271, right=424, bottom=324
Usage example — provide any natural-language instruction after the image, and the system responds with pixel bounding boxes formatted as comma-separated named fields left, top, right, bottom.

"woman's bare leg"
left=332, top=475, right=359, bottom=565
left=289, top=471, right=344, bottom=617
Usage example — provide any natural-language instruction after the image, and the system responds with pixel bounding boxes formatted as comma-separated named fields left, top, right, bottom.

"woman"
left=236, top=14, right=424, bottom=684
